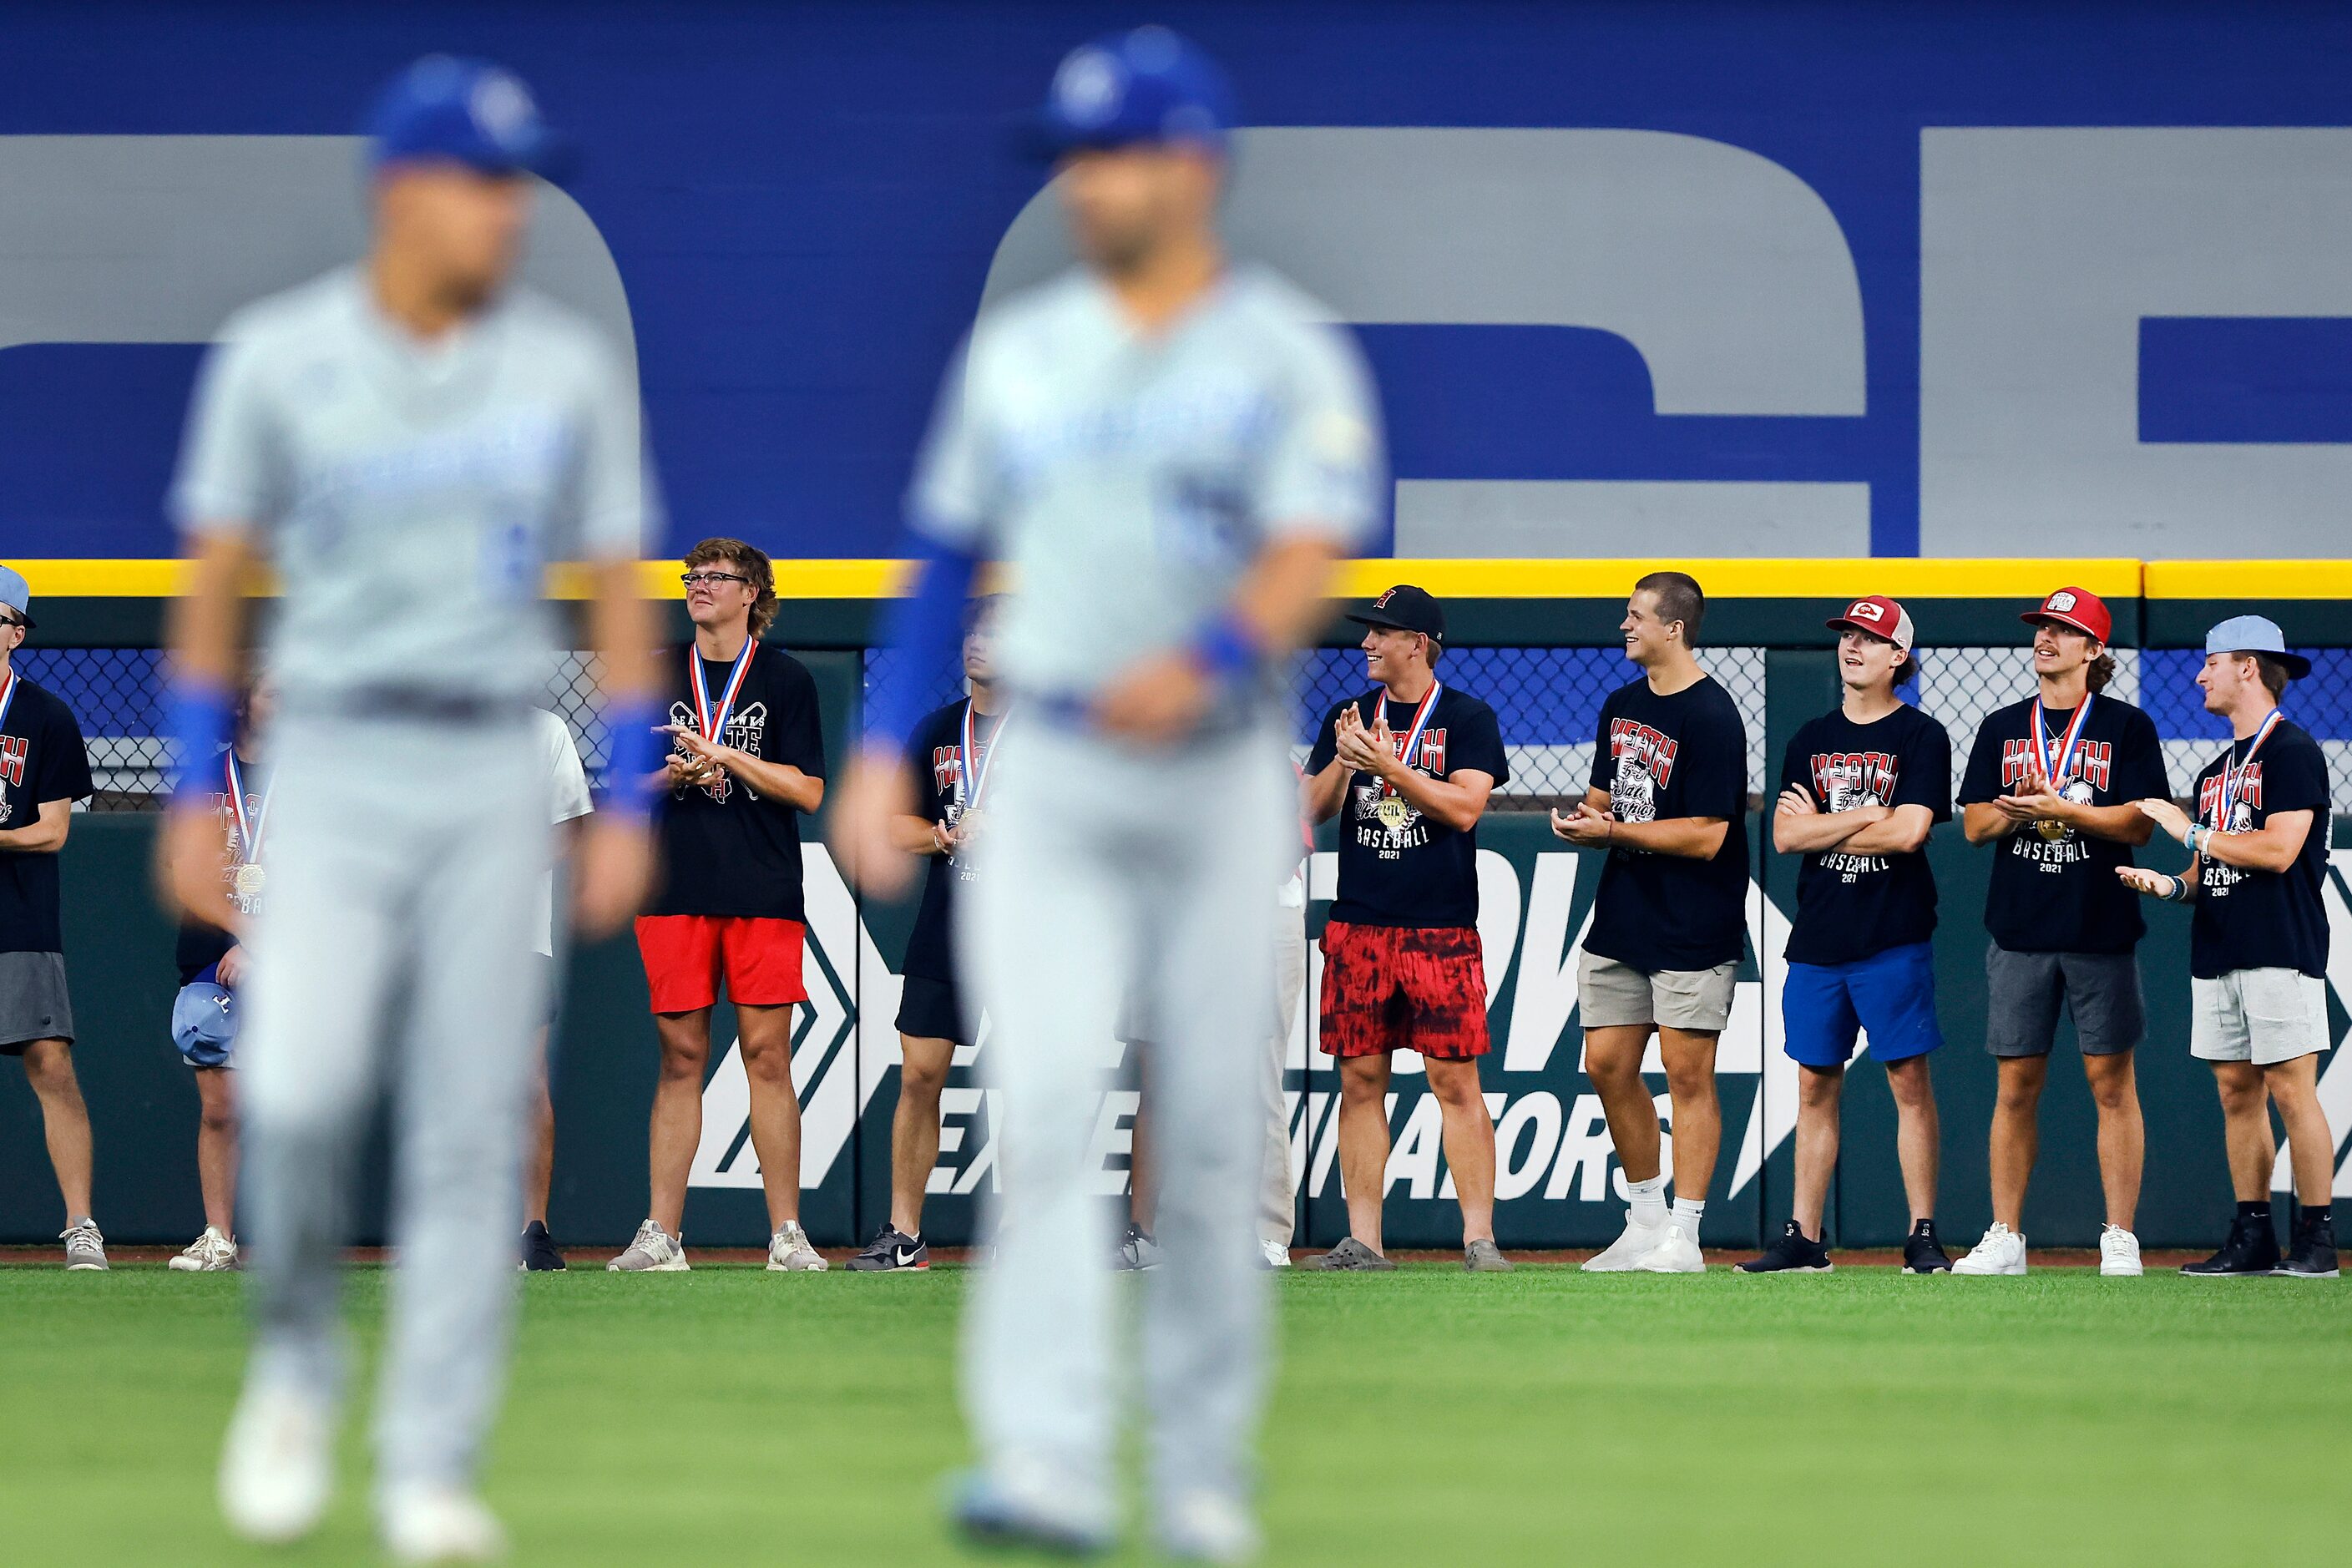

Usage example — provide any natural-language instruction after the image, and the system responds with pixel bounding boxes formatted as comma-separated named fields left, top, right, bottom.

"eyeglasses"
left=680, top=571, right=752, bottom=589
left=0, top=615, right=22, bottom=630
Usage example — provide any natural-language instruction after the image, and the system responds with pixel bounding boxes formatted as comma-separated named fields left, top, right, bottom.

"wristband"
left=2188, top=825, right=2208, bottom=857
left=1191, top=609, right=1262, bottom=685
left=2163, top=873, right=2193, bottom=903
left=165, top=679, right=237, bottom=803
left=603, top=696, right=669, bottom=820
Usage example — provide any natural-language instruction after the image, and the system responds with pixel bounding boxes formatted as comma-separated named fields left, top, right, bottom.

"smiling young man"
left=1740, top=598, right=1953, bottom=1274
left=1951, top=588, right=2167, bottom=1277
left=1302, top=585, right=1510, bottom=1274
left=1556, top=571, right=1749, bottom=1274
left=2121, top=616, right=2336, bottom=1278
left=613, top=538, right=828, bottom=1275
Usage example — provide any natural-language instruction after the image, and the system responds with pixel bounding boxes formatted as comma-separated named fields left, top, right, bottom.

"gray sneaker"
left=1303, top=1237, right=1394, bottom=1272
left=1115, top=1223, right=1164, bottom=1272
left=1464, top=1238, right=1515, bottom=1272
left=607, top=1219, right=689, bottom=1272
left=63, top=1219, right=107, bottom=1271
left=766, top=1222, right=827, bottom=1272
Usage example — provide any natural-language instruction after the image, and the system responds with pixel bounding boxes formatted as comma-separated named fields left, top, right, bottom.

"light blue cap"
left=172, top=979, right=239, bottom=1069
left=2204, top=614, right=2311, bottom=679
left=0, top=564, right=30, bottom=626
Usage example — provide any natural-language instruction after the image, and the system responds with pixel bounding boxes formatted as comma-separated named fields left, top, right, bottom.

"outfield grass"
left=1, top=1262, right=2344, bottom=1565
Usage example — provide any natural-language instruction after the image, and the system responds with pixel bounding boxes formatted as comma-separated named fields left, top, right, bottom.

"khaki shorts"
left=2191, top=969, right=2332, bottom=1066
left=1578, top=950, right=1737, bottom=1033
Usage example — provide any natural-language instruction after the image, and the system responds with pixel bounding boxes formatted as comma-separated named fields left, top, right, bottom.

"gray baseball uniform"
left=172, top=266, right=649, bottom=1490
left=913, top=264, right=1380, bottom=1515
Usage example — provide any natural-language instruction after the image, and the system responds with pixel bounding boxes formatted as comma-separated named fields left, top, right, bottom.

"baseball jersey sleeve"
left=906, top=336, right=998, bottom=553
left=540, top=711, right=593, bottom=826
left=1896, top=715, right=1954, bottom=819
left=170, top=325, right=286, bottom=538
left=571, top=336, right=658, bottom=562
left=1251, top=327, right=1383, bottom=549
left=34, top=700, right=94, bottom=806
left=1956, top=714, right=2005, bottom=806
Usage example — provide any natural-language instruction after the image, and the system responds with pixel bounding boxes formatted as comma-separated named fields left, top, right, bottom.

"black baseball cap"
left=1345, top=584, right=1446, bottom=645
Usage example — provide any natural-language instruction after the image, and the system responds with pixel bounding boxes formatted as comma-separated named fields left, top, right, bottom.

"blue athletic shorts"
left=1782, top=940, right=1944, bottom=1067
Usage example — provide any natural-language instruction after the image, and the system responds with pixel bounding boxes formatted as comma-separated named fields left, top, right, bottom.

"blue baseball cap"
left=2204, top=614, right=2311, bottom=680
left=172, top=979, right=239, bottom=1070
left=0, top=564, right=32, bottom=629
left=1028, top=27, right=1237, bottom=161
left=366, top=56, right=575, bottom=184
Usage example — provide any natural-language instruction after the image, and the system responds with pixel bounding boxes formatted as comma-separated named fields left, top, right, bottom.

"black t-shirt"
left=1958, top=693, right=2167, bottom=954
left=2188, top=717, right=2332, bottom=980
left=1778, top=705, right=1952, bottom=967
left=1308, top=684, right=1508, bottom=928
left=0, top=676, right=94, bottom=956
left=175, top=746, right=272, bottom=984
left=1585, top=675, right=1751, bottom=972
left=900, top=696, right=1008, bottom=984
left=645, top=642, right=827, bottom=921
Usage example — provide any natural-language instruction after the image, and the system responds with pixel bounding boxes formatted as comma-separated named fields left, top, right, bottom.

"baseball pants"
left=959, top=716, right=1290, bottom=1513
left=236, top=712, right=549, bottom=1490
left=1261, top=896, right=1306, bottom=1251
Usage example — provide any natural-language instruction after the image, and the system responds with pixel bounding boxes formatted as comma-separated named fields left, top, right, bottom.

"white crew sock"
left=1626, top=1175, right=1668, bottom=1229
left=1672, top=1198, right=1706, bottom=1237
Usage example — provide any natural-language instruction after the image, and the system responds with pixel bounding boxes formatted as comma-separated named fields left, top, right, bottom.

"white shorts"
left=2190, top=969, right=2332, bottom=1066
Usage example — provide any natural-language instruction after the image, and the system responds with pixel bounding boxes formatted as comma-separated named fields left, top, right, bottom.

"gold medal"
left=2035, top=817, right=2066, bottom=843
left=234, top=862, right=266, bottom=898
left=1376, top=793, right=1413, bottom=832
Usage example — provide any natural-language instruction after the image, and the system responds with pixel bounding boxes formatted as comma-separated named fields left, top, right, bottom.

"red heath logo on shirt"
left=2198, top=766, right=2263, bottom=828
left=1607, top=719, right=1678, bottom=786
left=932, top=745, right=964, bottom=796
left=1419, top=728, right=1447, bottom=776
left=0, top=734, right=24, bottom=788
left=1999, top=737, right=2112, bottom=791
left=1810, top=751, right=1898, bottom=809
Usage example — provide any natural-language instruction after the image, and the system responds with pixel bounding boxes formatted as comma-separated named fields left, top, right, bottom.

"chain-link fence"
left=27, top=642, right=2352, bottom=812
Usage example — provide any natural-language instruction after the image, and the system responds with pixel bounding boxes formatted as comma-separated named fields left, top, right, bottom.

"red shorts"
left=1318, top=920, right=1490, bottom=1060
left=634, top=915, right=808, bottom=1014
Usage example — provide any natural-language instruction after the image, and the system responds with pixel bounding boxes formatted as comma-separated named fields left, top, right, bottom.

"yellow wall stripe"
left=2143, top=560, right=2352, bottom=599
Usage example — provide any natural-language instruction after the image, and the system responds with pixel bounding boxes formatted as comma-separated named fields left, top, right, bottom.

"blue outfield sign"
left=7, top=3, right=2352, bottom=564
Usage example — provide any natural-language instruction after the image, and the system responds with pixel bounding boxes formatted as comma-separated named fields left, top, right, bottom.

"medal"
left=2215, top=709, right=2283, bottom=834
left=957, top=701, right=1008, bottom=816
left=224, top=749, right=273, bottom=898
left=688, top=637, right=759, bottom=746
left=1371, top=680, right=1442, bottom=820
left=2027, top=691, right=2094, bottom=840
left=1376, top=794, right=1413, bottom=832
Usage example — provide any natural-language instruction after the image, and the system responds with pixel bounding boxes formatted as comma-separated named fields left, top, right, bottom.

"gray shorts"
left=1984, top=943, right=2143, bottom=1057
left=0, top=950, right=74, bottom=1051
left=1578, top=950, right=1737, bottom=1033
left=2191, top=969, right=2332, bottom=1066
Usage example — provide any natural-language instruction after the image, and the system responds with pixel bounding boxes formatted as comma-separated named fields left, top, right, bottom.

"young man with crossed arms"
left=1557, top=571, right=1749, bottom=1273
left=1302, top=585, right=1511, bottom=1273
left=849, top=595, right=1005, bottom=1272
left=1951, top=588, right=2167, bottom=1277
left=2122, top=616, right=2338, bottom=1277
left=611, top=539, right=829, bottom=1274
left=1741, top=597, right=1954, bottom=1274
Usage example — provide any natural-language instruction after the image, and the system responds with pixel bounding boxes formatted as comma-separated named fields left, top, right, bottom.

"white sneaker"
left=1951, top=1222, right=2027, bottom=1275
left=1581, top=1215, right=1667, bottom=1272
left=170, top=1226, right=239, bottom=1272
left=766, top=1222, right=827, bottom=1272
left=1630, top=1222, right=1707, bottom=1273
left=62, top=1219, right=108, bottom=1271
left=218, top=1379, right=333, bottom=1545
left=1159, top=1489, right=1262, bottom=1564
left=606, top=1219, right=688, bottom=1272
left=380, top=1482, right=507, bottom=1564
left=1258, top=1239, right=1292, bottom=1269
left=2099, top=1224, right=2144, bottom=1277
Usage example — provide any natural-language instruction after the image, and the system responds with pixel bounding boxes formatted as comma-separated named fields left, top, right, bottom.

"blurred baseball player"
left=2122, top=616, right=2337, bottom=1278
left=167, top=675, right=280, bottom=1273
left=521, top=705, right=594, bottom=1272
left=162, top=58, right=661, bottom=1560
left=833, top=28, right=1382, bottom=1560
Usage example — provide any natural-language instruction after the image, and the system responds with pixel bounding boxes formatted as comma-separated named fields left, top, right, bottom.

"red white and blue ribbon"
left=1375, top=680, right=1443, bottom=790
left=957, top=701, right=1007, bottom=813
left=2217, top=707, right=2284, bottom=832
left=2029, top=690, right=2095, bottom=787
left=0, top=668, right=16, bottom=743
left=688, top=638, right=759, bottom=745
left=223, top=750, right=272, bottom=865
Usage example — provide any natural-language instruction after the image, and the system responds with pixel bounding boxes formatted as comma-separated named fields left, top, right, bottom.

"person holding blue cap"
left=161, top=57, right=663, bottom=1560
left=165, top=675, right=280, bottom=1274
left=830, top=25, right=1382, bottom=1562
left=2122, top=616, right=2337, bottom=1278
left=0, top=562, right=104, bottom=1272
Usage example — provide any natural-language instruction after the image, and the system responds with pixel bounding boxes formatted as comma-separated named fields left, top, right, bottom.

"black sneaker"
left=519, top=1220, right=566, bottom=1272
left=2276, top=1215, right=2339, bottom=1278
left=2181, top=1216, right=2282, bottom=1277
left=1115, top=1223, right=1164, bottom=1272
left=846, top=1223, right=929, bottom=1272
left=1904, top=1220, right=1952, bottom=1275
left=1737, top=1220, right=1832, bottom=1273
